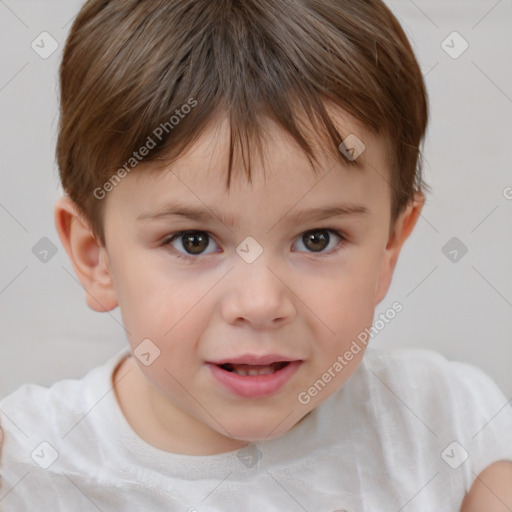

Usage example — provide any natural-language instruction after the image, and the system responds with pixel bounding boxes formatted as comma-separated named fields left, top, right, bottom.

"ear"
left=374, top=191, right=425, bottom=305
left=54, top=195, right=118, bottom=312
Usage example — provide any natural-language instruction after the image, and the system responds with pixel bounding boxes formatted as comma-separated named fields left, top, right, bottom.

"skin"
left=461, top=461, right=512, bottom=511
left=54, top=106, right=510, bottom=506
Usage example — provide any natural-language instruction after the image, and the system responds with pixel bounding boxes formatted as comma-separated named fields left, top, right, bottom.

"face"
left=99, top=107, right=400, bottom=453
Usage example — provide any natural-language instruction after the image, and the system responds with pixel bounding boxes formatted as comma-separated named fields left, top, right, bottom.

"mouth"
left=206, top=359, right=302, bottom=398
left=218, top=361, right=290, bottom=376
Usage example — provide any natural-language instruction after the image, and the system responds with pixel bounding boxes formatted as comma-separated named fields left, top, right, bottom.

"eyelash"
left=162, top=228, right=347, bottom=262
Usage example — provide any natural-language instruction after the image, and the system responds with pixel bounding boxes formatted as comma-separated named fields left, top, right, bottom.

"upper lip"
left=208, top=354, right=301, bottom=366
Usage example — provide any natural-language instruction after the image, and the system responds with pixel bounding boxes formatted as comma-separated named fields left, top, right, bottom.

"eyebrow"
left=137, top=201, right=369, bottom=229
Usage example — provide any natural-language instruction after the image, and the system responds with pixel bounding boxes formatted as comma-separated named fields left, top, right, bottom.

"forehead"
left=107, top=104, right=392, bottom=222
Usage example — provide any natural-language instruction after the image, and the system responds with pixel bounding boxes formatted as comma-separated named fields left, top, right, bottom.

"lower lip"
left=206, top=361, right=301, bottom=398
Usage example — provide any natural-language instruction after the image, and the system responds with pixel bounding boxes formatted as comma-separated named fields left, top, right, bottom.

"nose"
left=220, top=256, right=296, bottom=329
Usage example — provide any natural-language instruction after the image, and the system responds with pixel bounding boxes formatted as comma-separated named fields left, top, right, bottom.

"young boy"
left=1, top=0, right=511, bottom=510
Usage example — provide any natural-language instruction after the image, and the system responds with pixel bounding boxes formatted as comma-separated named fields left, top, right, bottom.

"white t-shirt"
left=1, top=347, right=511, bottom=511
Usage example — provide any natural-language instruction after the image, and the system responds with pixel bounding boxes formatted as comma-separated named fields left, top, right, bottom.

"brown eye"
left=293, top=229, right=344, bottom=255
left=170, top=231, right=215, bottom=255
left=181, top=231, right=209, bottom=254
left=302, top=229, right=331, bottom=252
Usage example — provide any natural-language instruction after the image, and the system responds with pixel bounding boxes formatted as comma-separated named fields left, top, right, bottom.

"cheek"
left=310, top=252, right=383, bottom=347
left=109, top=253, right=187, bottom=345
left=120, top=284, right=216, bottom=366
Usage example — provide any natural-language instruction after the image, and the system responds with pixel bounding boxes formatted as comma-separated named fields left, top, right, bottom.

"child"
left=1, top=0, right=511, bottom=510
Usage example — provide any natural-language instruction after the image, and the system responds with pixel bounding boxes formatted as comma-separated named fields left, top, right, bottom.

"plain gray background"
left=0, top=0, right=511, bottom=399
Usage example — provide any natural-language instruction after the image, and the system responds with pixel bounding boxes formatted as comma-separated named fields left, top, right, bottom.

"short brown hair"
left=57, top=0, right=429, bottom=246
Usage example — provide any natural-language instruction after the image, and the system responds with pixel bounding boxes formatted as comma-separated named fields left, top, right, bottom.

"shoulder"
left=364, top=345, right=475, bottom=375
left=0, top=368, right=90, bottom=422
left=359, top=347, right=511, bottom=426
left=0, top=347, right=129, bottom=425
left=0, top=349, right=131, bottom=508
left=0, top=378, right=88, bottom=505
left=0, top=348, right=128, bottom=464
left=358, top=347, right=512, bottom=487
left=361, top=347, right=504, bottom=400
left=0, top=376, right=87, bottom=461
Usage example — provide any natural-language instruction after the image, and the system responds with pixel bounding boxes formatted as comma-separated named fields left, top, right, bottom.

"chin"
left=219, top=411, right=300, bottom=443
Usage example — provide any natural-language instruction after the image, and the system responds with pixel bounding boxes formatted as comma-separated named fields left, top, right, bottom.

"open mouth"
left=207, top=359, right=301, bottom=398
left=219, top=361, right=290, bottom=376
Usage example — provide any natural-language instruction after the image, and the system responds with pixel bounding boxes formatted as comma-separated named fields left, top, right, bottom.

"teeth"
left=234, top=366, right=276, bottom=376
